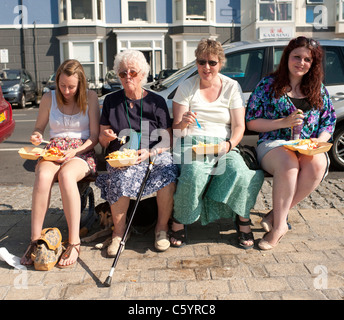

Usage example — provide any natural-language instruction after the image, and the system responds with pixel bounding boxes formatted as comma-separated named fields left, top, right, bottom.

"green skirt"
left=173, top=136, right=264, bottom=226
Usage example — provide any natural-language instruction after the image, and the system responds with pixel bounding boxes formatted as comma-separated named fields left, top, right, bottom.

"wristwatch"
left=225, top=138, right=232, bottom=152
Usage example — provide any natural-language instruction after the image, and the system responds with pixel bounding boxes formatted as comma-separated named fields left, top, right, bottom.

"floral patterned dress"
left=246, top=75, right=336, bottom=145
left=44, top=137, right=97, bottom=174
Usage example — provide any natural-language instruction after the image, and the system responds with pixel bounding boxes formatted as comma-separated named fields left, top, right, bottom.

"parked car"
left=144, top=39, right=344, bottom=170
left=42, top=72, right=56, bottom=93
left=0, top=86, right=15, bottom=143
left=0, top=69, right=37, bottom=108
left=101, top=70, right=122, bottom=95
left=153, top=69, right=178, bottom=85
left=43, top=72, right=101, bottom=96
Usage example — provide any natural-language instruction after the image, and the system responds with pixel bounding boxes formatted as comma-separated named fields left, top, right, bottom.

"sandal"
left=57, top=242, right=80, bottom=268
left=20, top=241, right=37, bottom=266
left=168, top=226, right=187, bottom=248
left=235, top=216, right=254, bottom=250
left=258, top=227, right=288, bottom=251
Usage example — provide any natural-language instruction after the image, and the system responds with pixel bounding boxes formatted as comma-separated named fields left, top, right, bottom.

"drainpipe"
left=20, top=0, right=26, bottom=69
left=33, top=21, right=39, bottom=91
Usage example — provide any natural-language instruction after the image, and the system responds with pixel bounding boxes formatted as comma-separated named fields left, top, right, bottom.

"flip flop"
left=57, top=242, right=80, bottom=268
left=21, top=240, right=37, bottom=266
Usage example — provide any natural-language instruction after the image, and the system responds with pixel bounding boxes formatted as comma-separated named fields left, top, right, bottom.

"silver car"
left=145, top=39, right=344, bottom=170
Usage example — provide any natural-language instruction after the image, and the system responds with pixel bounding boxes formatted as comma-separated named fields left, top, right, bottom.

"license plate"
left=0, top=112, right=6, bottom=124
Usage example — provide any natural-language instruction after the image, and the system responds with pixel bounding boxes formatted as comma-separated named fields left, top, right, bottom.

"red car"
left=0, top=86, right=15, bottom=143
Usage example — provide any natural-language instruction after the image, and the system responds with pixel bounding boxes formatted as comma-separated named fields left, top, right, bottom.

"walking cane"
left=104, top=152, right=157, bottom=287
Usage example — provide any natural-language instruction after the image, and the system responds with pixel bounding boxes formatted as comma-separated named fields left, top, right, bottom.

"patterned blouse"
left=246, top=75, right=336, bottom=145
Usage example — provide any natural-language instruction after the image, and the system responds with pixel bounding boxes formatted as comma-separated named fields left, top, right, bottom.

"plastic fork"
left=193, top=112, right=202, bottom=129
left=118, top=136, right=127, bottom=145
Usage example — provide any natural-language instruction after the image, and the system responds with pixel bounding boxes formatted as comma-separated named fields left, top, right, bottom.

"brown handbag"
left=31, top=228, right=63, bottom=271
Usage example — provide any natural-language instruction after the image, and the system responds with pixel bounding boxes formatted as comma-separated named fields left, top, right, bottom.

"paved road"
left=0, top=107, right=343, bottom=302
left=0, top=176, right=343, bottom=301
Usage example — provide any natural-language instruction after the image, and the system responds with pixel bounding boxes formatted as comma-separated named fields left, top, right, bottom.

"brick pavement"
left=0, top=178, right=343, bottom=301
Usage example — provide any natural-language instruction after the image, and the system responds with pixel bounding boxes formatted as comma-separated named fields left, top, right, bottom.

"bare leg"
left=21, top=160, right=60, bottom=265
left=154, top=183, right=176, bottom=251
left=155, top=183, right=175, bottom=233
left=262, top=151, right=327, bottom=235
left=106, top=196, right=130, bottom=256
left=110, top=196, right=131, bottom=238
left=261, top=148, right=299, bottom=245
left=57, top=159, right=90, bottom=266
left=289, top=153, right=327, bottom=207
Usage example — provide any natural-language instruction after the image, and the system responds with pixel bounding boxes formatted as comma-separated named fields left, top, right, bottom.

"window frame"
left=170, top=34, right=217, bottom=69
left=257, top=0, right=294, bottom=23
left=59, top=37, right=107, bottom=89
left=121, top=0, right=156, bottom=25
left=114, top=29, right=167, bottom=77
left=323, top=46, right=344, bottom=86
left=59, top=0, right=105, bottom=24
left=306, top=0, right=324, bottom=4
left=222, top=48, right=266, bottom=93
left=337, top=0, right=344, bottom=21
left=173, top=0, right=215, bottom=24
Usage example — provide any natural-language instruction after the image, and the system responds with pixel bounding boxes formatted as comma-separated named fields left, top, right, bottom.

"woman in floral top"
left=246, top=37, right=336, bottom=250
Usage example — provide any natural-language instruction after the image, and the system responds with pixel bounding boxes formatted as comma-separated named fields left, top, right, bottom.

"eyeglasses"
left=295, top=36, right=318, bottom=49
left=118, top=70, right=140, bottom=79
left=197, top=59, right=219, bottom=67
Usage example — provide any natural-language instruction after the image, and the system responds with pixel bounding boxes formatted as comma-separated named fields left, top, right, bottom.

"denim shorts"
left=257, top=140, right=330, bottom=182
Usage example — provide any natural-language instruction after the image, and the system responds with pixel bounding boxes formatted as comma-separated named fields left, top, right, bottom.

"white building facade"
left=0, top=0, right=343, bottom=89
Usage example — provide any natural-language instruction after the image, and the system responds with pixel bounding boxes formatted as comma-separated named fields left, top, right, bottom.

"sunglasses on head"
left=118, top=70, right=140, bottom=79
left=197, top=59, right=219, bottom=67
left=295, top=36, right=318, bottom=48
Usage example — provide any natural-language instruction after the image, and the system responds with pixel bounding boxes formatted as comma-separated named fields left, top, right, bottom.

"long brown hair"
left=271, top=36, right=324, bottom=109
left=55, top=59, right=88, bottom=114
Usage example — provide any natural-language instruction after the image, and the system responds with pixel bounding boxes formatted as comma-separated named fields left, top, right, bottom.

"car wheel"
left=33, top=93, right=39, bottom=106
left=329, top=125, right=344, bottom=170
left=19, top=93, right=26, bottom=109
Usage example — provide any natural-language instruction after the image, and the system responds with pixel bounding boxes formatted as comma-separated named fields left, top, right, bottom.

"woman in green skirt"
left=171, top=39, right=264, bottom=249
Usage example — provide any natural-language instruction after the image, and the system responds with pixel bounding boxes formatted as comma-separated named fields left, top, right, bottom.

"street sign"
left=0, top=49, right=9, bottom=64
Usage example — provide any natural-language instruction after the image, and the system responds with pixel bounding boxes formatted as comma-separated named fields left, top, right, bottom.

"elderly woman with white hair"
left=96, top=49, right=178, bottom=255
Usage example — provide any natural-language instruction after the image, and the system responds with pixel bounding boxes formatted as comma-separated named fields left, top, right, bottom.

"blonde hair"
left=195, top=38, right=226, bottom=66
left=55, top=59, right=88, bottom=114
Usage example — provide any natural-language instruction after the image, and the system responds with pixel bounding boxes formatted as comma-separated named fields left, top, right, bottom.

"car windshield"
left=154, top=61, right=196, bottom=91
left=0, top=70, right=20, bottom=81
left=106, top=70, right=120, bottom=83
